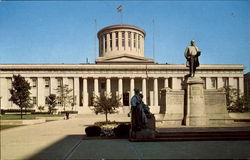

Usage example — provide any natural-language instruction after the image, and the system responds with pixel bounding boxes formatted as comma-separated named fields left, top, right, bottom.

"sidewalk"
left=1, top=114, right=250, bottom=160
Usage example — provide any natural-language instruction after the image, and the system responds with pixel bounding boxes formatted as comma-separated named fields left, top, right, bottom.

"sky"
left=0, top=1, right=249, bottom=72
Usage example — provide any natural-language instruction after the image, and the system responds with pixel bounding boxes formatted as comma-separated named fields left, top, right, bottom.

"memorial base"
left=186, top=77, right=207, bottom=126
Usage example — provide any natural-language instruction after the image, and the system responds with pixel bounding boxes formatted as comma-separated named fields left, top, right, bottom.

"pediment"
left=95, top=54, right=154, bottom=64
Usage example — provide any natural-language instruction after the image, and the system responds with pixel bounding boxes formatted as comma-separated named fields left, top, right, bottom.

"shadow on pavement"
left=27, top=135, right=83, bottom=160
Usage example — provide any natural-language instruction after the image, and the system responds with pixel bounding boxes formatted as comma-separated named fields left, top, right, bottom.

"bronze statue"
left=184, top=40, right=201, bottom=77
left=130, top=88, right=152, bottom=132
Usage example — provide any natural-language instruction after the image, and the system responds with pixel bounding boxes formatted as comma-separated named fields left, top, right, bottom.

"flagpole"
left=117, top=5, right=123, bottom=24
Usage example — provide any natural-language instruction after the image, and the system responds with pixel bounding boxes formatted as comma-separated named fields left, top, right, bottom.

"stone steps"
left=130, top=130, right=250, bottom=142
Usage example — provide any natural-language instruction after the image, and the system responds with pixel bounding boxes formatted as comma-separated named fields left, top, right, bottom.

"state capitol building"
left=0, top=24, right=245, bottom=114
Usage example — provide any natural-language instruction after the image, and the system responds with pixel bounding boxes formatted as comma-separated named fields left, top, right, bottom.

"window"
left=115, top=32, right=118, bottom=47
left=128, top=32, right=131, bottom=47
left=57, top=97, right=62, bottom=105
left=57, top=78, right=62, bottom=88
left=134, top=33, right=136, bottom=48
left=32, top=78, right=37, bottom=87
left=201, top=77, right=206, bottom=89
left=122, top=32, right=125, bottom=47
left=45, top=78, right=50, bottom=87
left=101, top=82, right=106, bottom=90
left=110, top=33, right=112, bottom=50
left=104, top=34, right=107, bottom=51
left=45, top=96, right=48, bottom=104
left=33, top=97, right=37, bottom=105
left=138, top=35, right=140, bottom=49
left=222, top=77, right=229, bottom=88
left=211, top=78, right=217, bottom=89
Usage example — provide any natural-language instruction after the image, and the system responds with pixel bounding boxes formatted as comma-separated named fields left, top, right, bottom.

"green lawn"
left=0, top=114, right=64, bottom=120
left=0, top=125, right=24, bottom=131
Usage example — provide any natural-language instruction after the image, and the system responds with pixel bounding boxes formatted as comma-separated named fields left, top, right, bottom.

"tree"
left=56, top=85, right=75, bottom=111
left=9, top=74, right=32, bottom=119
left=46, top=94, right=57, bottom=114
left=224, top=86, right=250, bottom=112
left=92, top=93, right=121, bottom=122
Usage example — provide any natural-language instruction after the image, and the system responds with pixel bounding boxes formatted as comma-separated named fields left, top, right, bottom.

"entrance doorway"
left=123, top=92, right=129, bottom=106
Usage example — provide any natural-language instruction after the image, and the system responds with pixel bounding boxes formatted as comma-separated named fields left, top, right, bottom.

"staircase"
left=130, top=127, right=250, bottom=142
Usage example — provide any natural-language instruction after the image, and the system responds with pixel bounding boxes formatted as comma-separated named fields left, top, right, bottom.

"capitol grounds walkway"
left=1, top=114, right=250, bottom=160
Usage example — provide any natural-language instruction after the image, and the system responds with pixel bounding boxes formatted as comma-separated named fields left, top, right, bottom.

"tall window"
left=211, top=78, right=217, bottom=89
left=45, top=78, right=50, bottom=88
left=115, top=32, right=118, bottom=47
left=32, top=78, right=37, bottom=88
left=128, top=32, right=131, bottom=47
left=33, top=97, right=37, bottom=105
left=57, top=78, right=62, bottom=88
left=201, top=77, right=206, bottom=89
left=133, top=33, right=136, bottom=48
left=122, top=32, right=125, bottom=47
left=222, top=77, right=229, bottom=88
left=109, top=33, right=112, bottom=50
left=104, top=35, right=107, bottom=52
left=138, top=35, right=140, bottom=49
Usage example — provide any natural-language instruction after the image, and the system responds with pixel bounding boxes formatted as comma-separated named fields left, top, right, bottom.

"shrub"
left=85, top=126, right=101, bottom=137
left=60, top=111, right=78, bottom=114
left=32, top=112, right=50, bottom=114
left=1, top=109, right=35, bottom=114
left=114, top=124, right=131, bottom=137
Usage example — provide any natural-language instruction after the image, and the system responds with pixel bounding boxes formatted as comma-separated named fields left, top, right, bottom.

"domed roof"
left=97, top=24, right=146, bottom=38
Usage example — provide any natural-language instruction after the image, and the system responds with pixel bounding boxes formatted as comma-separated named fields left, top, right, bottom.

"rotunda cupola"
left=96, top=24, right=154, bottom=64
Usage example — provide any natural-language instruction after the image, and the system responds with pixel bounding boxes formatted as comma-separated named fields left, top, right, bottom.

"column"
left=239, top=77, right=244, bottom=94
left=82, top=78, right=88, bottom=106
left=125, top=31, right=128, bottom=50
left=37, top=77, right=45, bottom=106
left=140, top=35, right=143, bottom=56
left=135, top=33, right=138, bottom=52
left=63, top=77, right=68, bottom=86
left=106, top=78, right=111, bottom=97
left=118, top=31, right=122, bottom=51
left=206, top=77, right=212, bottom=89
left=228, top=77, right=235, bottom=88
left=102, top=35, right=105, bottom=56
left=172, top=77, right=177, bottom=89
left=164, top=77, right=169, bottom=88
left=50, top=77, right=57, bottom=95
left=142, top=35, right=144, bottom=56
left=0, top=78, right=7, bottom=109
left=118, top=78, right=123, bottom=105
left=74, top=77, right=79, bottom=107
left=112, top=32, right=116, bottom=51
left=217, top=77, right=224, bottom=89
left=154, top=78, right=158, bottom=106
left=107, top=33, right=110, bottom=52
left=142, top=78, right=147, bottom=104
left=94, top=78, right=99, bottom=97
left=130, top=78, right=134, bottom=101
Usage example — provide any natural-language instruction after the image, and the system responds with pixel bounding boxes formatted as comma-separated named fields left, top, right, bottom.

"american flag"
left=117, top=5, right=122, bottom=13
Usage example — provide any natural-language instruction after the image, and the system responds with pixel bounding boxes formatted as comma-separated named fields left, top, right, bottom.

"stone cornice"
left=0, top=64, right=245, bottom=71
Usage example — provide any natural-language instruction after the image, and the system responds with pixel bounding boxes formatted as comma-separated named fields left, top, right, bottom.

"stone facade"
left=0, top=24, right=245, bottom=115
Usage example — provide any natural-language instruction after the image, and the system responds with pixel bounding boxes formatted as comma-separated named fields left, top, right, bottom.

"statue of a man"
left=130, top=88, right=143, bottom=131
left=184, top=40, right=201, bottom=77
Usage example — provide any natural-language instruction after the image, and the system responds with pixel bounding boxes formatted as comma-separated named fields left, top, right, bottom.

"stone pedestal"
left=186, top=77, right=207, bottom=126
left=130, top=115, right=156, bottom=139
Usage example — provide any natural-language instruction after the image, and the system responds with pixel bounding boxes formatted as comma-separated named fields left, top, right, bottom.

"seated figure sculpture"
left=130, top=88, right=155, bottom=139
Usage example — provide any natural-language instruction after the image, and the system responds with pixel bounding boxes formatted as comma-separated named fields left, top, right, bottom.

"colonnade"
left=99, top=31, right=144, bottom=57
left=0, top=76, right=244, bottom=110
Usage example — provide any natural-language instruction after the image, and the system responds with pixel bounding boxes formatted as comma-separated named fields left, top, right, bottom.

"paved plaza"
left=1, top=115, right=250, bottom=160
